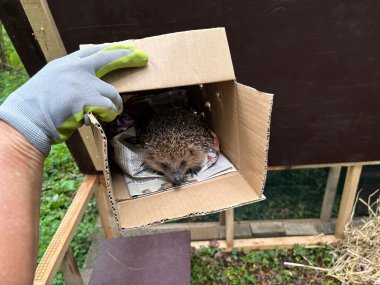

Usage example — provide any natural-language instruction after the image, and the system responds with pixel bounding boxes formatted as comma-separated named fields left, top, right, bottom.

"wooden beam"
left=94, top=175, right=120, bottom=239
left=78, top=126, right=103, bottom=171
left=269, top=160, right=380, bottom=170
left=335, top=165, right=362, bottom=239
left=34, top=175, right=98, bottom=285
left=191, top=235, right=338, bottom=251
left=20, top=0, right=66, bottom=61
left=225, top=208, right=234, bottom=249
left=320, top=166, right=342, bottom=221
left=60, top=247, right=84, bottom=285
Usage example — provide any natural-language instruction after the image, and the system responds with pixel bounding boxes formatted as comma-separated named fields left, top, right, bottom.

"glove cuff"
left=0, top=93, right=51, bottom=156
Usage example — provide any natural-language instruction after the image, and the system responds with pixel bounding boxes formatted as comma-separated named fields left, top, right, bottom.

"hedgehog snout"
left=166, top=169, right=186, bottom=185
left=172, top=174, right=183, bottom=185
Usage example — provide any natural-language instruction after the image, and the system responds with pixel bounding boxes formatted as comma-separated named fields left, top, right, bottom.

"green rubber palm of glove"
left=95, top=44, right=149, bottom=78
left=0, top=44, right=148, bottom=156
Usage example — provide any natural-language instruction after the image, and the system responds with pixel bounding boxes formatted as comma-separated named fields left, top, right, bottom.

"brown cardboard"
left=82, top=28, right=236, bottom=93
left=84, top=28, right=273, bottom=234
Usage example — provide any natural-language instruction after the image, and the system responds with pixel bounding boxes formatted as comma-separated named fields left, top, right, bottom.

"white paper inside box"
left=83, top=28, right=273, bottom=232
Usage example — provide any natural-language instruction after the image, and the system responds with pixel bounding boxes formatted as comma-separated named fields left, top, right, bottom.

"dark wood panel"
left=47, top=0, right=380, bottom=167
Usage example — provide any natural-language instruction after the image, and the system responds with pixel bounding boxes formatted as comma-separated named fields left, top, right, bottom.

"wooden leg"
left=34, top=175, right=97, bottom=285
left=320, top=166, right=342, bottom=222
left=225, top=208, right=234, bottom=249
left=94, top=175, right=119, bottom=239
left=60, top=246, right=84, bottom=285
left=335, top=165, right=362, bottom=239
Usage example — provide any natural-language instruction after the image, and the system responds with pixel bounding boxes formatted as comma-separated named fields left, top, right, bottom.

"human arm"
left=0, top=120, right=44, bottom=284
left=0, top=44, right=148, bottom=284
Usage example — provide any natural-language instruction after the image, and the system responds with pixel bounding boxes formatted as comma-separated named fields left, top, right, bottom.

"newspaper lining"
left=110, top=130, right=237, bottom=198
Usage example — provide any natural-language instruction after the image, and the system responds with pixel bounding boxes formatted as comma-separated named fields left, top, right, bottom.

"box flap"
left=237, top=83, right=273, bottom=196
left=116, top=172, right=264, bottom=229
left=82, top=28, right=236, bottom=93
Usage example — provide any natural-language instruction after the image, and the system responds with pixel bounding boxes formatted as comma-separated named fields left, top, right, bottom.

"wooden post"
left=60, top=246, right=84, bottom=285
left=20, top=0, right=66, bottom=61
left=320, top=166, right=342, bottom=221
left=225, top=208, right=234, bottom=249
left=335, top=165, right=362, bottom=239
left=94, top=175, right=120, bottom=239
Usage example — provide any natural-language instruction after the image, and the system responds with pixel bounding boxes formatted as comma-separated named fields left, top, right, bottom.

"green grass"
left=0, top=68, right=28, bottom=103
left=192, top=244, right=339, bottom=285
left=0, top=24, right=29, bottom=102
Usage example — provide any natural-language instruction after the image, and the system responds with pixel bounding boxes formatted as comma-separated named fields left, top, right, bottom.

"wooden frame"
left=12, top=1, right=375, bottom=283
left=34, top=175, right=98, bottom=285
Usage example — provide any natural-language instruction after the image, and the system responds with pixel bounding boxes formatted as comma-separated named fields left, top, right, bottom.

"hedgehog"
left=140, top=108, right=214, bottom=185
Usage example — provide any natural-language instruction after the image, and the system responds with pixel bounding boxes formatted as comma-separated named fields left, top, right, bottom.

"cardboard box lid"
left=82, top=28, right=236, bottom=93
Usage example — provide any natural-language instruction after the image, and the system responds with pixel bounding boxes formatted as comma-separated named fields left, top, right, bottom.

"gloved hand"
left=0, top=44, right=148, bottom=156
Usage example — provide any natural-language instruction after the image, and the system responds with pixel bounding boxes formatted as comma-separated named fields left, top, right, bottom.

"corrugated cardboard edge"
left=87, top=113, right=122, bottom=232
left=119, top=196, right=267, bottom=234
left=237, top=83, right=274, bottom=198
left=262, top=94, right=273, bottom=197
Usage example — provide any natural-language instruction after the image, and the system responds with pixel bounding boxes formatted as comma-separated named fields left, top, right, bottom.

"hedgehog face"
left=143, top=146, right=206, bottom=185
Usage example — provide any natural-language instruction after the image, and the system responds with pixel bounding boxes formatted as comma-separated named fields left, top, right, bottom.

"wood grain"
left=192, top=235, right=338, bottom=251
left=335, top=165, right=363, bottom=238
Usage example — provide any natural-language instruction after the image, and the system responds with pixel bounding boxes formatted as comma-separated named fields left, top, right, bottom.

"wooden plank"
left=94, top=175, right=119, bottom=239
left=320, top=166, right=342, bottom=221
left=65, top=131, right=98, bottom=174
left=60, top=247, right=84, bottom=285
left=225, top=208, right=234, bottom=249
left=78, top=126, right=103, bottom=171
left=20, top=0, right=66, bottom=61
left=269, top=160, right=380, bottom=170
left=191, top=235, right=338, bottom=251
left=335, top=165, right=363, bottom=239
left=34, top=175, right=98, bottom=285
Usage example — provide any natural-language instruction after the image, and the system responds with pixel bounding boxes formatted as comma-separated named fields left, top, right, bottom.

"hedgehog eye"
left=189, top=149, right=194, bottom=156
left=180, top=160, right=187, bottom=168
left=160, top=163, right=169, bottom=170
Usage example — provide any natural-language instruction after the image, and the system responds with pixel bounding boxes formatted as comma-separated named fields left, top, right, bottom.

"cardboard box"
left=83, top=28, right=273, bottom=234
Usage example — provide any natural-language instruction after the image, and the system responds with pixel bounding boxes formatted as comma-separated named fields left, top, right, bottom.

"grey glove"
left=0, top=44, right=148, bottom=156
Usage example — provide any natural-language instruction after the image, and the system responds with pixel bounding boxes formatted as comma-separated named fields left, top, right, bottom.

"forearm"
left=0, top=120, right=44, bottom=284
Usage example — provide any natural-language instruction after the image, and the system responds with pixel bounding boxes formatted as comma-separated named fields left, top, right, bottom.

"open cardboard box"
left=82, top=28, right=273, bottom=234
